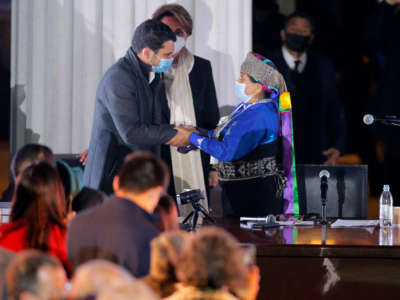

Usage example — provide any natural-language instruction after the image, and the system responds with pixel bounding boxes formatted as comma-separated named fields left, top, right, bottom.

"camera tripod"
left=182, top=200, right=215, bottom=231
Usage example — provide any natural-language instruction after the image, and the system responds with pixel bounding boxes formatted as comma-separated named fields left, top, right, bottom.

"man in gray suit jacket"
left=84, top=19, right=189, bottom=193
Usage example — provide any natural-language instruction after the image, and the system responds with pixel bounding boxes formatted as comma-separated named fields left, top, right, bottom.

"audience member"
left=0, top=162, right=71, bottom=275
left=165, top=227, right=259, bottom=300
left=69, top=259, right=133, bottom=299
left=140, top=230, right=189, bottom=298
left=267, top=11, right=346, bottom=165
left=67, top=152, right=168, bottom=276
left=1, top=144, right=55, bottom=202
left=72, top=187, right=106, bottom=214
left=56, top=159, right=83, bottom=203
left=154, top=194, right=179, bottom=231
left=97, top=282, right=159, bottom=300
left=152, top=4, right=220, bottom=201
left=6, top=250, right=67, bottom=300
left=0, top=247, right=15, bottom=300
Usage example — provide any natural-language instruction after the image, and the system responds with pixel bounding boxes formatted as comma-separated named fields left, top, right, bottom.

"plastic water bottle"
left=379, top=185, right=393, bottom=227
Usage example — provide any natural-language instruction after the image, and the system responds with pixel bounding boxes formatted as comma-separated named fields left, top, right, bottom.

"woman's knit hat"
left=240, top=52, right=287, bottom=94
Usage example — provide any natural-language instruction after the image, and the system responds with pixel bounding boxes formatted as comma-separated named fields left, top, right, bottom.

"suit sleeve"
left=102, top=72, right=177, bottom=147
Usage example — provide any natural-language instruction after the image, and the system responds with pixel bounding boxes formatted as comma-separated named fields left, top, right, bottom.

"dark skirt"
left=220, top=175, right=283, bottom=217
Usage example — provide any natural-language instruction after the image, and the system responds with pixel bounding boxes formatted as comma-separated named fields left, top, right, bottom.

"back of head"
left=70, top=260, right=134, bottom=299
left=72, top=187, right=106, bottom=213
left=152, top=4, right=193, bottom=36
left=154, top=194, right=178, bottom=231
left=131, top=19, right=176, bottom=53
left=11, top=162, right=66, bottom=250
left=117, top=152, right=169, bottom=194
left=149, top=230, right=189, bottom=283
left=98, top=281, right=160, bottom=300
left=6, top=250, right=60, bottom=300
left=11, top=144, right=55, bottom=180
left=175, top=227, right=247, bottom=290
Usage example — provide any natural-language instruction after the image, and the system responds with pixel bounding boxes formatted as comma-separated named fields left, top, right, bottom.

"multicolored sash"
left=279, top=92, right=299, bottom=214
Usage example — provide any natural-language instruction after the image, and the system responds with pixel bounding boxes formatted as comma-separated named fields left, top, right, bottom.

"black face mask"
left=284, top=32, right=311, bottom=53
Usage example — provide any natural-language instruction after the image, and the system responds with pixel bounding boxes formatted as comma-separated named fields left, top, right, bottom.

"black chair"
left=296, top=164, right=368, bottom=219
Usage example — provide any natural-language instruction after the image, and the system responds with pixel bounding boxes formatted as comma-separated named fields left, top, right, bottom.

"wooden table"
left=215, top=219, right=400, bottom=300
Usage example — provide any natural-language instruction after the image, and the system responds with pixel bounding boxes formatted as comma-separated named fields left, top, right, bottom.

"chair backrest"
left=296, top=164, right=368, bottom=219
left=0, top=201, right=11, bottom=224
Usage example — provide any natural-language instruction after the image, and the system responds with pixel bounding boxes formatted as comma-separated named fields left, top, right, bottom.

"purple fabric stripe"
left=281, top=112, right=294, bottom=214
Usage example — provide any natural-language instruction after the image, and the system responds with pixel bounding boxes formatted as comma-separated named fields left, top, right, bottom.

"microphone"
left=363, top=114, right=400, bottom=125
left=319, top=170, right=330, bottom=201
left=240, top=215, right=276, bottom=223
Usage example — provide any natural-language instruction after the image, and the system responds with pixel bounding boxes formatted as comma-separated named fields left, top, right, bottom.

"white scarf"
left=164, top=48, right=208, bottom=215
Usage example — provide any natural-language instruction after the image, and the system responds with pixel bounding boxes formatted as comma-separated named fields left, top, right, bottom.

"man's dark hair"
left=11, top=143, right=55, bottom=180
left=283, top=11, right=316, bottom=34
left=117, top=152, right=169, bottom=194
left=132, top=19, right=176, bottom=53
left=6, top=250, right=60, bottom=300
left=72, top=187, right=106, bottom=213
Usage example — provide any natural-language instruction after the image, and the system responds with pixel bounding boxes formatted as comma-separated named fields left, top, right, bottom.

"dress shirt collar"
left=281, top=46, right=307, bottom=73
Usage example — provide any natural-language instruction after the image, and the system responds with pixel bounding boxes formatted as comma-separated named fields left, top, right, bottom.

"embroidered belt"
left=217, top=156, right=278, bottom=180
left=216, top=156, right=287, bottom=195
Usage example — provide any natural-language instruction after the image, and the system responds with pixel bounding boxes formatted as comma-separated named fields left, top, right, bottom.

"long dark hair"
left=10, top=162, right=67, bottom=251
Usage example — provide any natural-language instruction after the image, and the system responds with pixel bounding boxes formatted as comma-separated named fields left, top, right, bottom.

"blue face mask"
left=152, top=54, right=174, bottom=73
left=234, top=81, right=252, bottom=102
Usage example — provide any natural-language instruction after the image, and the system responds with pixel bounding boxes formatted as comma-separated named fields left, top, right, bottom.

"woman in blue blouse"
left=181, top=52, right=289, bottom=217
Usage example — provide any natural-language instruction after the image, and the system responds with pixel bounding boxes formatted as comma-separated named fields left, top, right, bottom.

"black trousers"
left=220, top=176, right=283, bottom=217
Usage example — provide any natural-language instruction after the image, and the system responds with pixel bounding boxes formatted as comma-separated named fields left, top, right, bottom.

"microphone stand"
left=320, top=175, right=328, bottom=225
left=381, top=121, right=400, bottom=127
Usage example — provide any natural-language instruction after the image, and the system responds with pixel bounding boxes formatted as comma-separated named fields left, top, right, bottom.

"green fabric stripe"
left=290, top=113, right=299, bottom=215
left=292, top=228, right=298, bottom=244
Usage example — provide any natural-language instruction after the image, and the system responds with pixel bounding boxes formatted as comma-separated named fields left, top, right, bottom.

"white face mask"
left=234, top=81, right=252, bottom=103
left=173, top=36, right=186, bottom=54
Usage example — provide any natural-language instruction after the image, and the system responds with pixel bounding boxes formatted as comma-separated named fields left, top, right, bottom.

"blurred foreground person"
left=6, top=250, right=67, bottom=300
left=69, top=259, right=133, bottom=299
left=140, top=230, right=189, bottom=297
left=166, top=227, right=259, bottom=300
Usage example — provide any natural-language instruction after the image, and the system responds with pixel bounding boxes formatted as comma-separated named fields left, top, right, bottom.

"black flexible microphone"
left=363, top=114, right=400, bottom=125
left=319, top=170, right=330, bottom=201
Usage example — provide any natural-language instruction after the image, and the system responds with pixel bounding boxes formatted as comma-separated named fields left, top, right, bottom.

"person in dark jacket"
left=83, top=19, right=189, bottom=194
left=267, top=12, right=346, bottom=165
left=152, top=4, right=220, bottom=204
left=68, top=152, right=169, bottom=277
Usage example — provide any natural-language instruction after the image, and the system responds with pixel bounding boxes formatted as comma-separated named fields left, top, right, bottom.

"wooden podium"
left=216, top=219, right=400, bottom=300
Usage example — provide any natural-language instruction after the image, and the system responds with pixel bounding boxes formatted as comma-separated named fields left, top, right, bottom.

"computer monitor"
left=296, top=164, right=368, bottom=219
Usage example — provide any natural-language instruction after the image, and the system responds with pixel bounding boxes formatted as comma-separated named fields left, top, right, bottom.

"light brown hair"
left=152, top=4, right=193, bottom=36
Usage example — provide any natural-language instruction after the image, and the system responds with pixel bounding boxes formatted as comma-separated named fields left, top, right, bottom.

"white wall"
left=11, top=0, right=252, bottom=153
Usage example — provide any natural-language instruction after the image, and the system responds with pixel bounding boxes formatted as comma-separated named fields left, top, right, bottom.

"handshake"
left=166, top=125, right=207, bottom=148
